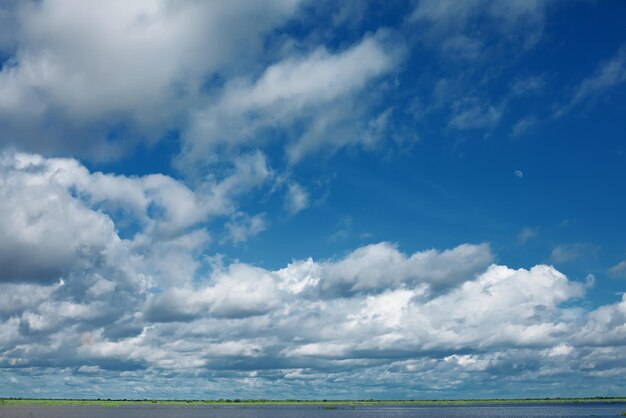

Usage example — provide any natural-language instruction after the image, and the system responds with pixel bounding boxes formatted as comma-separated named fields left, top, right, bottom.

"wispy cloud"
left=556, top=44, right=626, bottom=117
left=551, top=243, right=599, bottom=264
left=410, top=0, right=547, bottom=52
left=328, top=216, right=353, bottom=242
left=223, top=213, right=267, bottom=245
left=510, top=75, right=545, bottom=96
left=181, top=32, right=403, bottom=167
left=448, top=98, right=504, bottom=130
left=284, top=182, right=310, bottom=215
left=518, top=227, right=538, bottom=244
left=608, top=260, right=626, bottom=278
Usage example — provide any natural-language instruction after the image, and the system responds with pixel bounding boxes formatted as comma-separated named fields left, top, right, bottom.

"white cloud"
left=0, top=1, right=19, bottom=54
left=87, top=276, right=116, bottom=298
left=284, top=182, right=309, bottom=215
left=0, top=282, right=61, bottom=315
left=0, top=146, right=270, bottom=255
left=320, top=242, right=494, bottom=295
left=144, top=263, right=281, bottom=322
left=197, top=151, right=274, bottom=216
left=448, top=98, right=503, bottom=131
left=441, top=35, right=483, bottom=60
left=224, top=37, right=395, bottom=111
left=518, top=226, right=537, bottom=244
left=511, top=75, right=545, bottom=96
left=410, top=0, right=484, bottom=24
left=570, top=46, right=626, bottom=107
left=557, top=45, right=626, bottom=117
left=413, top=0, right=545, bottom=28
left=575, top=294, right=626, bottom=346
left=410, top=264, right=584, bottom=348
left=132, top=242, right=494, bottom=326
left=181, top=32, right=402, bottom=166
left=0, top=0, right=302, bottom=158
left=511, top=117, right=538, bottom=137
left=0, top=150, right=267, bottom=341
left=0, top=153, right=119, bottom=283
left=328, top=216, right=353, bottom=242
left=410, top=0, right=546, bottom=50
left=0, top=151, right=219, bottom=245
left=609, top=260, right=626, bottom=278
left=0, top=1, right=407, bottom=175
left=551, top=243, right=598, bottom=264
left=223, top=213, right=267, bottom=245
left=0, top=3, right=623, bottom=396
left=0, top=149, right=283, bottom=343
left=3, top=228, right=626, bottom=398
left=409, top=1, right=550, bottom=139
left=139, top=253, right=586, bottom=371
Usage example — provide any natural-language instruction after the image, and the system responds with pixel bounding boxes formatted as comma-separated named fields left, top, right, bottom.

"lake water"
left=1, top=403, right=625, bottom=418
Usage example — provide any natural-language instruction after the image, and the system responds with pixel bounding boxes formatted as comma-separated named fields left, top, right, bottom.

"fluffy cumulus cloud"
left=318, top=242, right=493, bottom=295
left=0, top=156, right=116, bottom=284
left=2, top=162, right=625, bottom=398
left=0, top=0, right=404, bottom=168
left=284, top=182, right=309, bottom=215
left=0, top=0, right=302, bottom=158
left=0, top=151, right=215, bottom=350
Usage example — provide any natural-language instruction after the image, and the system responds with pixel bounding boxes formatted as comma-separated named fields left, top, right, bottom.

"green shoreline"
left=2, top=397, right=626, bottom=407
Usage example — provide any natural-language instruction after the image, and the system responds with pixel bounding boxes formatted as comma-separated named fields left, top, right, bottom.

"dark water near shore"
left=1, top=403, right=625, bottom=418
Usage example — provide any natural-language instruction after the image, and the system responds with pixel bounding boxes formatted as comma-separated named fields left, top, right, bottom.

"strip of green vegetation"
left=2, top=397, right=626, bottom=408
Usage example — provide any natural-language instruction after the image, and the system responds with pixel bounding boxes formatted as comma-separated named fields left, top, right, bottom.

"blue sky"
left=0, top=0, right=625, bottom=400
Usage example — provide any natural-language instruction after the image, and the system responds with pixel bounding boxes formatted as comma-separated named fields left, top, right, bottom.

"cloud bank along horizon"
left=1, top=0, right=626, bottom=399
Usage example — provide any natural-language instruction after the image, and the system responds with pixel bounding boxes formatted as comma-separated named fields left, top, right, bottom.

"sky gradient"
left=1, top=0, right=626, bottom=399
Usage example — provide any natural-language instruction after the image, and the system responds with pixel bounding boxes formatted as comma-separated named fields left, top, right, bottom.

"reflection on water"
left=1, top=403, right=625, bottom=418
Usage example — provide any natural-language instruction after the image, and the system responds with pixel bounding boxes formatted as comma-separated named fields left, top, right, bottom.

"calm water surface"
left=1, top=403, right=625, bottom=418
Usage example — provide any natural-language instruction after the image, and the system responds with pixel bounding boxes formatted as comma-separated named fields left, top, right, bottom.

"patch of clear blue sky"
left=88, top=0, right=626, bottom=307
